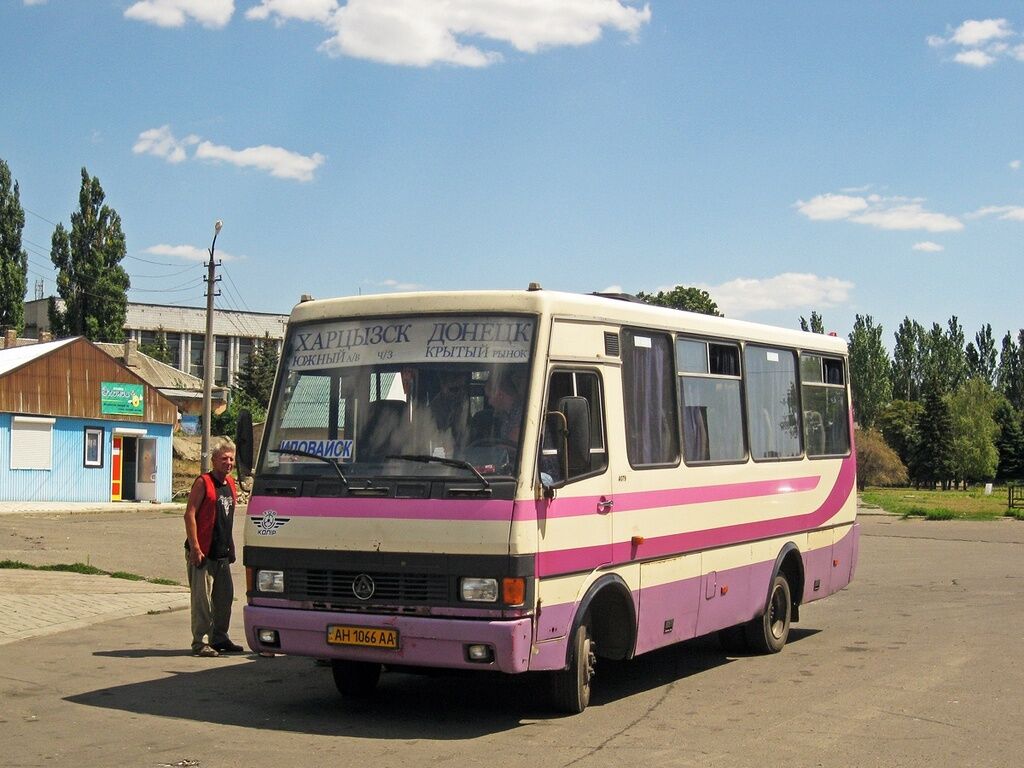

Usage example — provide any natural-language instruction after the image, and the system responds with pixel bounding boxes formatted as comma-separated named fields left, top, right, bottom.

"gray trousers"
left=186, top=555, right=234, bottom=651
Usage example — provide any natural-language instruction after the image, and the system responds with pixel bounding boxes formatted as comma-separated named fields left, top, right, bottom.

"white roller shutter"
left=11, top=417, right=56, bottom=470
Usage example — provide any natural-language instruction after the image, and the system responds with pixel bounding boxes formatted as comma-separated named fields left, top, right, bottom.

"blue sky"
left=2, top=1, right=1021, bottom=347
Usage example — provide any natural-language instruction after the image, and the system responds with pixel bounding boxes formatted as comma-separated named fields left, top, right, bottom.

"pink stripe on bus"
left=246, top=496, right=514, bottom=521
left=535, top=455, right=856, bottom=577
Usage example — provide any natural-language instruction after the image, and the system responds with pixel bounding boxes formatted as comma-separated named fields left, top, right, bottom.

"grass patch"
left=0, top=559, right=181, bottom=586
left=861, top=487, right=1012, bottom=520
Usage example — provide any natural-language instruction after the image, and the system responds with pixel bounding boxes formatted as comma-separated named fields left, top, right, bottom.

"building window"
left=84, top=426, right=105, bottom=468
left=215, top=336, right=230, bottom=385
left=11, top=416, right=56, bottom=470
left=190, top=334, right=205, bottom=379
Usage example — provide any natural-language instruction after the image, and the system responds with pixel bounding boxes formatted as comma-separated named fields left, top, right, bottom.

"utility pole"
left=201, top=220, right=223, bottom=473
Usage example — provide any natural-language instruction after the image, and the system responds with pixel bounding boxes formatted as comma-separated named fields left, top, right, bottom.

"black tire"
left=330, top=659, right=381, bottom=698
left=745, top=574, right=792, bottom=654
left=551, top=623, right=596, bottom=714
left=718, top=623, right=750, bottom=654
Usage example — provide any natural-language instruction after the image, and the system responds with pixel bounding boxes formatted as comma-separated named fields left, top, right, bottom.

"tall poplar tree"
left=848, top=314, right=892, bottom=429
left=912, top=374, right=955, bottom=490
left=966, top=323, right=997, bottom=386
left=891, top=317, right=925, bottom=402
left=48, top=168, right=130, bottom=341
left=997, top=331, right=1024, bottom=412
left=799, top=311, right=825, bottom=334
left=0, top=159, right=29, bottom=333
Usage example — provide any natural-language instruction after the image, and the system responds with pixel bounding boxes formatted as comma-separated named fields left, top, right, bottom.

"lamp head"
left=214, top=220, right=223, bottom=234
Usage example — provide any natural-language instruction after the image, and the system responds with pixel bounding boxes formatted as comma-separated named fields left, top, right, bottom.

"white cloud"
left=194, top=141, right=325, bottom=182
left=850, top=202, right=963, bottom=232
left=368, top=279, right=427, bottom=292
left=247, top=0, right=652, bottom=67
left=132, top=125, right=198, bottom=163
left=954, top=49, right=996, bottom=67
left=929, top=18, right=1021, bottom=67
left=950, top=18, right=1013, bottom=47
left=1011, top=160, right=1021, bottom=171
left=796, top=192, right=963, bottom=232
left=968, top=205, right=1024, bottom=222
left=23, top=0, right=48, bottom=6
left=143, top=244, right=241, bottom=262
left=912, top=241, right=944, bottom=252
left=795, top=194, right=868, bottom=221
left=693, top=273, right=854, bottom=319
left=134, top=126, right=325, bottom=182
left=246, top=0, right=337, bottom=24
left=124, top=0, right=234, bottom=29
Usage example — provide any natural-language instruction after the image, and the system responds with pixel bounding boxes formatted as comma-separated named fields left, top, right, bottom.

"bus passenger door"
left=539, top=368, right=613, bottom=569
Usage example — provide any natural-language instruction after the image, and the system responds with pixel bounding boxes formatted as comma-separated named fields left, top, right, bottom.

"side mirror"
left=235, top=408, right=254, bottom=478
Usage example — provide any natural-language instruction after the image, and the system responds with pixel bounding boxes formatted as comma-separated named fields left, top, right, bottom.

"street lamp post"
left=201, top=220, right=223, bottom=473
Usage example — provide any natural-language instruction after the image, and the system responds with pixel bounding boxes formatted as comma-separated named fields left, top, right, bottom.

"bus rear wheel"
left=331, top=659, right=381, bottom=698
left=551, top=622, right=595, bottom=714
left=745, top=574, right=792, bottom=654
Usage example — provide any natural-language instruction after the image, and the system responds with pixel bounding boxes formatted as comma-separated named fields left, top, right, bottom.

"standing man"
left=184, top=438, right=243, bottom=657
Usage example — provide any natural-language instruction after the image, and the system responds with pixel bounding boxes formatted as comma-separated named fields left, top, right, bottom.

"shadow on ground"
left=67, top=629, right=819, bottom=738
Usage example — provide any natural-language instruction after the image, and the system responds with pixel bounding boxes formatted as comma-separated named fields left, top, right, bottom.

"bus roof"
left=288, top=287, right=848, bottom=355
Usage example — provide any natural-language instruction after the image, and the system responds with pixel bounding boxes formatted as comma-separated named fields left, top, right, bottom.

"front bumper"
left=244, top=605, right=534, bottom=673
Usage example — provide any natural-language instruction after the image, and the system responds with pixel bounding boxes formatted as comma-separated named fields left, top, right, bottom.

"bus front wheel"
left=745, top=574, right=792, bottom=654
left=331, top=659, right=381, bottom=698
left=551, top=622, right=595, bottom=714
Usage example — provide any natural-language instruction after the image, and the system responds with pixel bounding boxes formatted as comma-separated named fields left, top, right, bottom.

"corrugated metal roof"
left=0, top=337, right=78, bottom=377
left=93, top=342, right=204, bottom=390
left=124, top=303, right=288, bottom=338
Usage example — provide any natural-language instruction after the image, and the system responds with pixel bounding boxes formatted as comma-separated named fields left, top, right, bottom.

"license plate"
left=326, top=624, right=400, bottom=650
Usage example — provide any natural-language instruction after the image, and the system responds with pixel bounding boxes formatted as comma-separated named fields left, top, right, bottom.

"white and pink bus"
left=243, top=287, right=858, bottom=712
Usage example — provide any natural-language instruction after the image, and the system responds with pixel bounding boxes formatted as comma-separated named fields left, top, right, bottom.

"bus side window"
left=541, top=370, right=607, bottom=487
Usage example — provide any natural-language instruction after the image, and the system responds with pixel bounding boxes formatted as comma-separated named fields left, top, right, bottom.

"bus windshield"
left=259, top=314, right=535, bottom=480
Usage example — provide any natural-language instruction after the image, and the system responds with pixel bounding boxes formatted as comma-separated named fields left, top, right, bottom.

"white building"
left=23, top=299, right=288, bottom=388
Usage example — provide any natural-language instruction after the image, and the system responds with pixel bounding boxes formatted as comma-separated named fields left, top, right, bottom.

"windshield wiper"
left=386, top=454, right=491, bottom=491
left=269, top=447, right=349, bottom=488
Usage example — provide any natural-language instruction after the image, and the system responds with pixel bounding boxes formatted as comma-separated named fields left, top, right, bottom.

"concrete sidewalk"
left=0, top=500, right=183, bottom=516
left=0, top=568, right=189, bottom=646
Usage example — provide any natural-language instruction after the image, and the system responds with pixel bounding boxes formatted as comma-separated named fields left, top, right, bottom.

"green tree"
left=212, top=337, right=280, bottom=436
left=997, top=330, right=1024, bottom=411
left=911, top=375, right=955, bottom=490
left=965, top=323, right=997, bottom=386
left=48, top=168, right=130, bottom=341
left=799, top=311, right=825, bottom=334
left=855, top=428, right=908, bottom=490
left=947, top=379, right=1000, bottom=488
left=877, top=399, right=923, bottom=471
left=891, top=317, right=925, bottom=401
left=993, top=399, right=1024, bottom=481
left=847, top=314, right=892, bottom=430
left=637, top=285, right=722, bottom=316
left=235, top=335, right=280, bottom=407
left=0, top=159, right=29, bottom=333
left=139, top=328, right=172, bottom=364
left=919, top=318, right=967, bottom=395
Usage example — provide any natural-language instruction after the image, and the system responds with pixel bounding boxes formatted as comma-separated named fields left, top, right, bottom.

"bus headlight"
left=257, top=569, right=285, bottom=593
left=460, top=577, right=498, bottom=602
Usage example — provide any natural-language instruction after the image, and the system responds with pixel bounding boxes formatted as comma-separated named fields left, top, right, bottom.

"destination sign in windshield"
left=286, top=316, right=535, bottom=371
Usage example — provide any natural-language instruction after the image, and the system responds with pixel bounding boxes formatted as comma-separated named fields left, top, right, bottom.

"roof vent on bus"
left=527, top=282, right=543, bottom=291
left=299, top=293, right=314, bottom=303
left=604, top=332, right=620, bottom=357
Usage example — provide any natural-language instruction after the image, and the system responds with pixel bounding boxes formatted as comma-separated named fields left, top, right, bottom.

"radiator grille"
left=288, top=569, right=449, bottom=604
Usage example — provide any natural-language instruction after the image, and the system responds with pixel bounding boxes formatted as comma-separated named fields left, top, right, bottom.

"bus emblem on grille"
left=352, top=574, right=375, bottom=600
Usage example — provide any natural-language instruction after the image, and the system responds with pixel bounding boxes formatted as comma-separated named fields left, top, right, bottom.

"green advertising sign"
left=101, top=382, right=144, bottom=416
